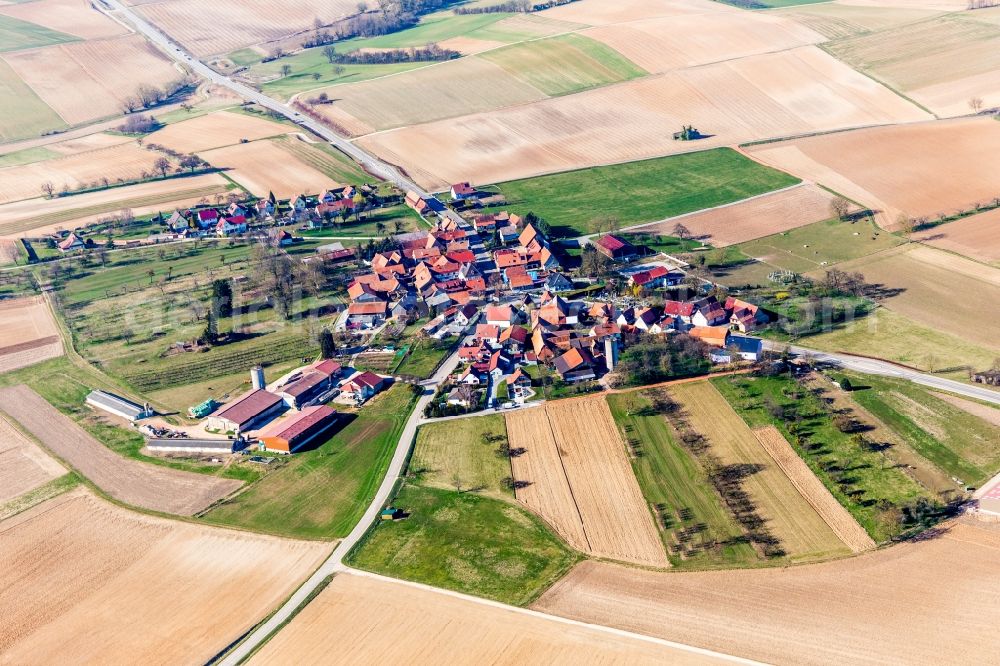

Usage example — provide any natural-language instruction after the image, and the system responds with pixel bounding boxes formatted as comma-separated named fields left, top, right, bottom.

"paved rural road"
left=763, top=342, right=1000, bottom=406
left=98, top=0, right=467, bottom=230
left=219, top=348, right=464, bottom=666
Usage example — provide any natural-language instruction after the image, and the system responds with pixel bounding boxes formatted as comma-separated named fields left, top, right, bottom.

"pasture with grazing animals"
left=506, top=396, right=670, bottom=568
left=0, top=490, right=329, bottom=665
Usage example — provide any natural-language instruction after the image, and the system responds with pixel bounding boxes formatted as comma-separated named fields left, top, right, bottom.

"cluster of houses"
left=447, top=292, right=770, bottom=405
left=340, top=213, right=565, bottom=332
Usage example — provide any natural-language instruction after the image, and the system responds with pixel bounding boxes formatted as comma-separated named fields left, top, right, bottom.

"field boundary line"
left=345, top=568, right=767, bottom=665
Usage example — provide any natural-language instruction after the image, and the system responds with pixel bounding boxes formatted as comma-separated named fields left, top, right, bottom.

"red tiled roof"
left=215, top=390, right=282, bottom=428
left=348, top=302, right=388, bottom=316
left=257, top=405, right=337, bottom=442
left=485, top=305, right=513, bottom=323
left=452, top=182, right=475, bottom=195
left=594, top=234, right=632, bottom=252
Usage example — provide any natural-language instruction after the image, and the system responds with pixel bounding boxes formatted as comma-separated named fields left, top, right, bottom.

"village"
left=66, top=177, right=773, bottom=459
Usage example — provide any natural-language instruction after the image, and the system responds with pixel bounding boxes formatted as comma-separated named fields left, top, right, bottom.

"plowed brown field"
left=535, top=519, right=1000, bottom=665
left=629, top=184, right=836, bottom=247
left=136, top=0, right=358, bottom=57
left=540, top=0, right=736, bottom=24
left=0, top=490, right=329, bottom=664
left=746, top=117, right=1000, bottom=227
left=672, top=382, right=850, bottom=560
left=0, top=0, right=127, bottom=40
left=248, top=572, right=733, bottom=665
left=150, top=110, right=291, bottom=153
left=0, top=415, right=65, bottom=503
left=0, top=296, right=63, bottom=374
left=2, top=35, right=180, bottom=125
left=0, top=385, right=242, bottom=515
left=507, top=397, right=669, bottom=568
left=199, top=138, right=338, bottom=198
left=752, top=426, right=874, bottom=553
left=913, top=208, right=1000, bottom=264
left=358, top=46, right=929, bottom=190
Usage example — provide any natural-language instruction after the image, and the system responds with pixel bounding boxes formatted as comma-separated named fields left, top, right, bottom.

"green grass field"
left=481, top=33, right=645, bottom=97
left=347, top=483, right=578, bottom=605
left=253, top=11, right=514, bottom=99
left=713, top=374, right=931, bottom=542
left=203, top=383, right=419, bottom=539
left=410, top=415, right=511, bottom=500
left=0, top=58, right=66, bottom=142
left=298, top=204, right=423, bottom=238
left=607, top=391, right=759, bottom=568
left=497, top=148, right=801, bottom=237
left=0, top=14, right=77, bottom=52
left=736, top=217, right=905, bottom=275
left=395, top=336, right=455, bottom=378
left=847, top=375, right=1000, bottom=486
left=0, top=145, right=59, bottom=167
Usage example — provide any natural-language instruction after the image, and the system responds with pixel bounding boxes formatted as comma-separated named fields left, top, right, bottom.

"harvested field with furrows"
left=629, top=184, right=836, bottom=247
left=135, top=0, right=357, bottom=56
left=507, top=397, right=669, bottom=568
left=584, top=11, right=822, bottom=73
left=777, top=2, right=944, bottom=40
left=0, top=296, right=62, bottom=374
left=932, top=393, right=1000, bottom=428
left=0, top=489, right=329, bottom=664
left=2, top=35, right=180, bottom=125
left=45, top=132, right=132, bottom=155
left=913, top=208, right=1000, bottom=265
left=671, top=381, right=850, bottom=561
left=822, top=244, right=1000, bottom=353
left=150, top=110, right=291, bottom=153
left=540, top=0, right=737, bottom=25
left=752, top=426, right=875, bottom=553
left=248, top=572, right=732, bottom=665
left=0, top=239, right=17, bottom=264
left=199, top=138, right=339, bottom=198
left=0, top=385, right=242, bottom=515
left=358, top=46, right=929, bottom=190
left=0, top=172, right=231, bottom=238
left=746, top=118, right=1000, bottom=227
left=0, top=141, right=164, bottom=205
left=0, top=415, right=65, bottom=503
left=535, top=519, right=1000, bottom=666
left=311, top=56, right=547, bottom=135
left=825, top=10, right=1000, bottom=116
left=0, top=0, right=127, bottom=40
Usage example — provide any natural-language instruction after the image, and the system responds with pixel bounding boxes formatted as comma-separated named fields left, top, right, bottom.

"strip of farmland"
left=0, top=414, right=65, bottom=503
left=671, top=381, right=851, bottom=561
left=507, top=396, right=669, bottom=568
left=0, top=385, right=242, bottom=515
left=752, top=426, right=875, bottom=553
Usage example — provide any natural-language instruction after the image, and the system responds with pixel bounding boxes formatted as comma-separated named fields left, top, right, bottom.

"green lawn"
left=607, top=391, right=759, bottom=568
left=347, top=483, right=579, bottom=605
left=0, top=58, right=66, bottom=142
left=481, top=33, right=645, bottom=97
left=497, top=148, right=801, bottom=237
left=713, top=373, right=931, bottom=542
left=410, top=415, right=511, bottom=499
left=395, top=336, right=456, bottom=379
left=736, top=217, right=905, bottom=275
left=203, top=383, right=420, bottom=539
left=847, top=375, right=1000, bottom=487
left=228, top=47, right=263, bottom=66
left=0, top=14, right=77, bottom=52
left=298, top=204, right=423, bottom=238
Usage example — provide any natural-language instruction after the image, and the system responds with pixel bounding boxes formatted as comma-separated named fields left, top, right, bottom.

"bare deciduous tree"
left=969, top=96, right=984, bottom=114
left=830, top=196, right=851, bottom=221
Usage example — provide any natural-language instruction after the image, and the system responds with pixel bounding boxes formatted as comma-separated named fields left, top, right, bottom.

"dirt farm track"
left=0, top=490, right=329, bottom=664
left=535, top=519, right=1000, bottom=666
left=0, top=385, right=241, bottom=515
